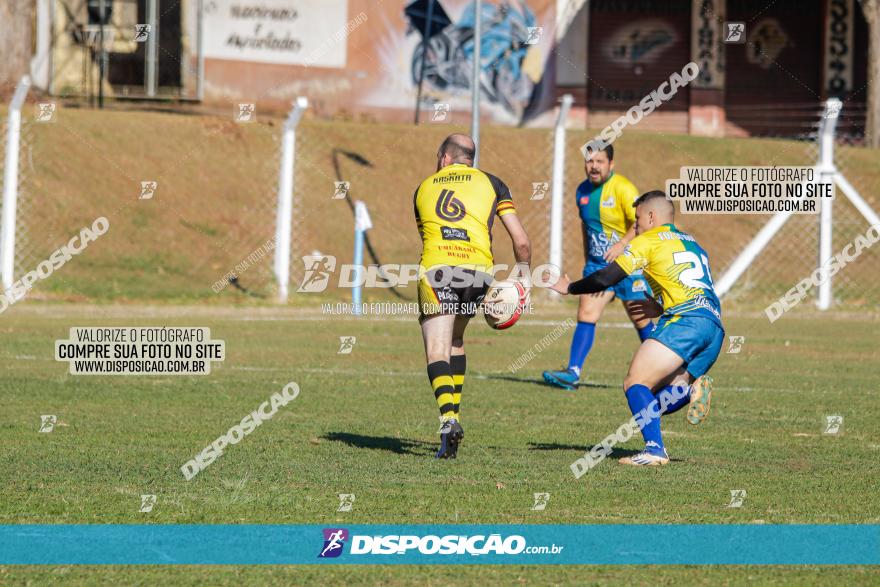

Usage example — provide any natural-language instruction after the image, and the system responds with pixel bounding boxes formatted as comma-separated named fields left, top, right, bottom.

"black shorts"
left=417, top=266, right=493, bottom=319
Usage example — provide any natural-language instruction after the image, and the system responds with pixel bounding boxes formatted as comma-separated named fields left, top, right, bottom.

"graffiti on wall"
left=365, top=0, right=553, bottom=124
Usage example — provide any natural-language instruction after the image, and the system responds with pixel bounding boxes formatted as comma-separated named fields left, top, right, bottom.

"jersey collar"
left=642, top=223, right=674, bottom=236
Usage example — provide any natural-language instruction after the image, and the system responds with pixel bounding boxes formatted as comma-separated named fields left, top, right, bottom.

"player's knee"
left=425, top=341, right=450, bottom=363
left=577, top=306, right=600, bottom=322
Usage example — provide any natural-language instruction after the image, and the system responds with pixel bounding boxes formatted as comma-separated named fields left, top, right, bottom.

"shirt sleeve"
left=486, top=172, right=517, bottom=217
left=413, top=187, right=423, bottom=231
left=614, top=234, right=651, bottom=275
left=619, top=179, right=640, bottom=226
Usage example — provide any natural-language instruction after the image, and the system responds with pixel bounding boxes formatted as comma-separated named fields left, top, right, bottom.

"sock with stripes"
left=450, top=354, right=466, bottom=421
left=427, top=360, right=456, bottom=421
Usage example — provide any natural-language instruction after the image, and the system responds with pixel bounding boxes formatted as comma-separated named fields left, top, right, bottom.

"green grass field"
left=0, top=100, right=878, bottom=584
left=1, top=301, right=878, bottom=584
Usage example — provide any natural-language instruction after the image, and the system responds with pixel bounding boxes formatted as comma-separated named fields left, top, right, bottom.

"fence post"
left=715, top=100, right=839, bottom=299
left=1, top=76, right=31, bottom=292
left=549, top=94, right=573, bottom=293
left=352, top=200, right=373, bottom=315
left=274, top=96, right=308, bottom=303
left=816, top=98, right=840, bottom=310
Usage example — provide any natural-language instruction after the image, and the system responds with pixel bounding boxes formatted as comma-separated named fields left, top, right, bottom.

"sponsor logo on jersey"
left=441, top=226, right=470, bottom=241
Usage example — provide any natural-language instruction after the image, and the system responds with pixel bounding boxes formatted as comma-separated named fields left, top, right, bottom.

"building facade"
left=28, top=0, right=869, bottom=137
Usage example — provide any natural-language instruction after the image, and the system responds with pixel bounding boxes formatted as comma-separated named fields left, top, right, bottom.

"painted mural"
left=365, top=0, right=555, bottom=124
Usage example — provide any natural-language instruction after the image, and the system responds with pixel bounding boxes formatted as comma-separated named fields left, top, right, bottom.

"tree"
left=860, top=0, right=880, bottom=147
left=0, top=0, right=34, bottom=92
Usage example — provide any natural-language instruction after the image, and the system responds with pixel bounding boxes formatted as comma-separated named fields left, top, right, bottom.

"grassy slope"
left=2, top=105, right=878, bottom=306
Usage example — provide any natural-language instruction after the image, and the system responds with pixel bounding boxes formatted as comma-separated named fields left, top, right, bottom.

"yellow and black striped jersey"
left=413, top=163, right=517, bottom=268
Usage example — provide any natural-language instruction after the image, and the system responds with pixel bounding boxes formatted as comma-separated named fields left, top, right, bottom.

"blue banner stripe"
left=0, top=525, right=877, bottom=565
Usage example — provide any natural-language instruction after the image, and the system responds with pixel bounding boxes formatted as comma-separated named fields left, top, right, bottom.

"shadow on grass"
left=527, top=442, right=643, bottom=461
left=322, top=432, right=434, bottom=456
left=480, top=374, right=614, bottom=390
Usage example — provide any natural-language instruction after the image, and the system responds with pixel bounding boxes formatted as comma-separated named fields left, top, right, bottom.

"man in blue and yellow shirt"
left=543, top=145, right=655, bottom=391
left=550, top=190, right=724, bottom=466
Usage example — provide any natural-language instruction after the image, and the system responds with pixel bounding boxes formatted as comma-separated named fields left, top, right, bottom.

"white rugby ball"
left=483, top=280, right=528, bottom=330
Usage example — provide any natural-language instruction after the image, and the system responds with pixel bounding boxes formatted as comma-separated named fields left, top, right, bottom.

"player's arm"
left=549, top=263, right=627, bottom=295
left=551, top=232, right=648, bottom=294
left=603, top=183, right=639, bottom=262
left=500, top=212, right=531, bottom=267
left=489, top=172, right=531, bottom=283
left=581, top=222, right=589, bottom=261
left=413, top=187, right=423, bottom=239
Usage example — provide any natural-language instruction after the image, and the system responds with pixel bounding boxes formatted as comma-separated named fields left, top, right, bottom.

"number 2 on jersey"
left=673, top=251, right=714, bottom=290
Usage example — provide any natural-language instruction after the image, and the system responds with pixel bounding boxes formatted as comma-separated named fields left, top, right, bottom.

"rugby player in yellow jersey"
left=550, top=191, right=723, bottom=466
left=542, top=145, right=655, bottom=391
left=414, top=134, right=531, bottom=459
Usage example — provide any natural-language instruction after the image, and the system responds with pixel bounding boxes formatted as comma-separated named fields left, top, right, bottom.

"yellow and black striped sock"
left=451, top=354, right=466, bottom=420
left=427, top=361, right=456, bottom=420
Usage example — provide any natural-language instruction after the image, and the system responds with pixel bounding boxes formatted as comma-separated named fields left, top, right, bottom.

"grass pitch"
left=1, top=301, right=878, bottom=584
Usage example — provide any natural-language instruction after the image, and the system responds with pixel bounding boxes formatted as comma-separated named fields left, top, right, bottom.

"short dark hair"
left=585, top=143, right=614, bottom=161
left=439, top=135, right=475, bottom=163
left=634, top=190, right=670, bottom=208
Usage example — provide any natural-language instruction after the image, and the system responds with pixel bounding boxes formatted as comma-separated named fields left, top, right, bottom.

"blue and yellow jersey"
left=576, top=172, right=640, bottom=265
left=414, top=163, right=516, bottom=269
left=615, top=224, right=722, bottom=325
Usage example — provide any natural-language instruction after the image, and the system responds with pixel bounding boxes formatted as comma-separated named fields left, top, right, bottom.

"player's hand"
left=603, top=241, right=627, bottom=262
left=547, top=273, right=571, bottom=295
left=628, top=293, right=664, bottom=320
